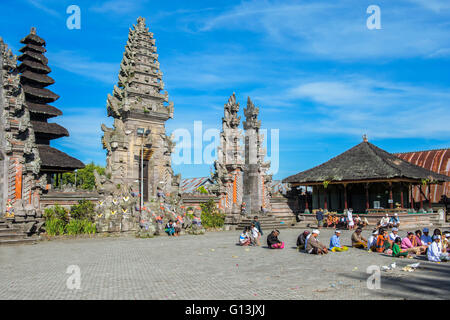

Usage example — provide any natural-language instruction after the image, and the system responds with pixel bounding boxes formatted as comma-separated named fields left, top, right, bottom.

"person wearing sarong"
left=427, top=235, right=450, bottom=262
left=326, top=214, right=334, bottom=228
left=390, top=213, right=400, bottom=228
left=412, top=230, right=427, bottom=254
left=251, top=223, right=261, bottom=246
left=379, top=214, right=390, bottom=229
left=421, top=228, right=433, bottom=245
left=347, top=209, right=355, bottom=230
left=376, top=229, right=392, bottom=253
left=389, top=228, right=400, bottom=242
left=305, top=229, right=328, bottom=254
left=392, top=237, right=409, bottom=258
left=329, top=230, right=349, bottom=252
left=351, top=228, right=368, bottom=249
left=367, top=230, right=378, bottom=251
left=401, top=232, right=422, bottom=255
left=296, top=230, right=310, bottom=251
left=267, top=229, right=284, bottom=249
left=239, top=227, right=251, bottom=246
left=165, top=220, right=175, bottom=236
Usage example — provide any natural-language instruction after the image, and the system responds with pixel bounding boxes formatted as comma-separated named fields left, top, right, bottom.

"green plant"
left=200, top=199, right=225, bottom=229
left=196, top=186, right=208, bottom=194
left=45, top=218, right=66, bottom=236
left=70, top=200, right=96, bottom=222
left=43, top=205, right=69, bottom=224
left=62, top=162, right=106, bottom=190
left=83, top=220, right=97, bottom=234
left=65, top=219, right=85, bottom=235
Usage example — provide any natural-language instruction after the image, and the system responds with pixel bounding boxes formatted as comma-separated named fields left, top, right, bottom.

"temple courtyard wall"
left=1, top=228, right=448, bottom=300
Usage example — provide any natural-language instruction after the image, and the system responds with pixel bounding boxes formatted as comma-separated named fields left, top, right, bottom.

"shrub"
left=65, top=219, right=97, bottom=235
left=45, top=218, right=66, bottom=236
left=200, top=199, right=225, bottom=229
left=70, top=200, right=95, bottom=222
left=196, top=186, right=208, bottom=194
left=43, top=205, right=69, bottom=224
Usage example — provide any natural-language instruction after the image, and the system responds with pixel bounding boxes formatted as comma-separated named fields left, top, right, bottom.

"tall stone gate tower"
left=243, top=97, right=272, bottom=214
left=214, top=94, right=272, bottom=220
left=101, top=17, right=178, bottom=201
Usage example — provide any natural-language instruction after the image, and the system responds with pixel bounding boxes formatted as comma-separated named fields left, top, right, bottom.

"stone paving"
left=0, top=228, right=449, bottom=300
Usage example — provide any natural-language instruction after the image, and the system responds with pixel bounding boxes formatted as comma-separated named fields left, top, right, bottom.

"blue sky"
left=1, top=0, right=449, bottom=180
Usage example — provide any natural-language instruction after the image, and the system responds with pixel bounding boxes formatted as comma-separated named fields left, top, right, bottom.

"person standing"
left=252, top=216, right=263, bottom=236
left=251, top=223, right=261, bottom=246
left=347, top=208, right=355, bottom=230
left=316, top=208, right=324, bottom=229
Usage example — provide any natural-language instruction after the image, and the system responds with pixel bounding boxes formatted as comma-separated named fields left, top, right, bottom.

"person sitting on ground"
left=241, top=202, right=247, bottom=215
left=267, top=229, right=284, bottom=249
left=412, top=230, right=427, bottom=254
left=174, top=220, right=182, bottom=237
left=329, top=230, right=349, bottom=252
left=239, top=226, right=251, bottom=246
left=421, top=228, right=433, bottom=245
left=305, top=229, right=328, bottom=255
left=390, top=213, right=400, bottom=228
left=389, top=227, right=400, bottom=242
left=333, top=215, right=340, bottom=228
left=392, top=237, right=410, bottom=258
left=165, top=220, right=175, bottom=236
left=401, top=232, right=422, bottom=255
left=379, top=214, right=390, bottom=229
left=367, top=230, right=379, bottom=251
left=376, top=229, right=392, bottom=253
left=351, top=227, right=368, bottom=249
left=252, top=216, right=263, bottom=236
left=316, top=208, right=324, bottom=229
left=427, top=235, right=450, bottom=262
left=361, top=216, right=369, bottom=228
left=338, top=216, right=348, bottom=229
left=353, top=215, right=361, bottom=227
left=251, top=223, right=261, bottom=246
left=326, top=214, right=334, bottom=228
left=260, top=206, right=269, bottom=215
left=296, top=230, right=310, bottom=251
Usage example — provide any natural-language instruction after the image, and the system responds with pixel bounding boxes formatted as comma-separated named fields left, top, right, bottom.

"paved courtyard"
left=0, top=228, right=449, bottom=300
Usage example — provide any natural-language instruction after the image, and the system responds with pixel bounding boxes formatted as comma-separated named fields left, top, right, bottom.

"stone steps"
left=0, top=237, right=39, bottom=246
left=0, top=219, right=40, bottom=245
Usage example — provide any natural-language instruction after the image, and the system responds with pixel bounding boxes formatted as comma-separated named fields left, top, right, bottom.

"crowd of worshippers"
left=297, top=227, right=450, bottom=262
left=238, top=217, right=450, bottom=262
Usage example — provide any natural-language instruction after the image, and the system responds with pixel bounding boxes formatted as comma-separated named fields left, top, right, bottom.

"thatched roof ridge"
left=31, top=121, right=69, bottom=137
left=26, top=102, right=62, bottom=117
left=38, top=145, right=84, bottom=170
left=283, top=141, right=450, bottom=184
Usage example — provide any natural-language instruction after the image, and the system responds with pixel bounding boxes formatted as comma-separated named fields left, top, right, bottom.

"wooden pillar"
left=323, top=187, right=328, bottom=210
left=428, top=184, right=432, bottom=210
left=400, top=183, right=404, bottom=208
left=343, top=184, right=348, bottom=210
left=410, top=183, right=414, bottom=209
left=389, top=182, right=393, bottom=209
left=304, top=186, right=309, bottom=211
left=419, top=185, right=423, bottom=209
left=365, top=183, right=370, bottom=210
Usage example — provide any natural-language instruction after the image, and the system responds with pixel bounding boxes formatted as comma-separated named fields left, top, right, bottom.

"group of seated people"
left=296, top=229, right=349, bottom=254
left=164, top=219, right=182, bottom=236
left=377, top=213, right=401, bottom=229
left=239, top=216, right=263, bottom=246
left=364, top=227, right=450, bottom=262
left=322, top=213, right=368, bottom=229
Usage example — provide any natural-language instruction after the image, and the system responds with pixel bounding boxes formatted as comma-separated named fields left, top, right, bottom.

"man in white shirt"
left=367, top=230, right=378, bottom=251
left=389, top=227, right=399, bottom=241
left=379, top=214, right=390, bottom=228
left=428, top=235, right=450, bottom=262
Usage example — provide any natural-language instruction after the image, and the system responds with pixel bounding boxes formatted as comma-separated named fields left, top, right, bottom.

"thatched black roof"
left=31, top=121, right=69, bottom=137
left=38, top=145, right=84, bottom=171
left=283, top=141, right=450, bottom=184
left=27, top=102, right=62, bottom=117
left=18, top=59, right=51, bottom=74
left=20, top=70, right=55, bottom=86
left=20, top=30, right=46, bottom=46
left=23, top=85, right=59, bottom=102
left=19, top=43, right=47, bottom=54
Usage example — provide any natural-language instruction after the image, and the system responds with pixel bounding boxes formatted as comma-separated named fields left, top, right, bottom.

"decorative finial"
left=363, top=134, right=368, bottom=142
left=30, top=27, right=36, bottom=35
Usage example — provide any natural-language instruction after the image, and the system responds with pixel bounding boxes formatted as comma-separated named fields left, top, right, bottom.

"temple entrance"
left=140, top=159, right=149, bottom=202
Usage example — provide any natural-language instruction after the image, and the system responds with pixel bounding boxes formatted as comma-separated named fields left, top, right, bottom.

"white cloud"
left=25, top=0, right=62, bottom=17
left=47, top=50, right=118, bottom=84
left=192, top=0, right=450, bottom=61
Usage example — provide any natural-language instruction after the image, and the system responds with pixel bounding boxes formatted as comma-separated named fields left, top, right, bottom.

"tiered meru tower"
left=18, top=28, right=84, bottom=184
left=101, top=17, right=177, bottom=201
